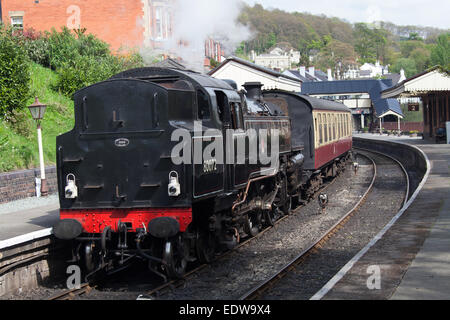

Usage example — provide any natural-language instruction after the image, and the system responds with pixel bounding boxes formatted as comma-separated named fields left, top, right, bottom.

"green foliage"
left=391, top=58, right=418, bottom=78
left=408, top=32, right=423, bottom=41
left=237, top=4, right=447, bottom=77
left=13, top=27, right=144, bottom=97
left=410, top=47, right=431, bottom=72
left=399, top=40, right=425, bottom=57
left=0, top=62, right=75, bottom=172
left=353, top=23, right=388, bottom=64
left=0, top=26, right=31, bottom=116
left=430, top=33, right=450, bottom=69
left=315, top=39, right=358, bottom=74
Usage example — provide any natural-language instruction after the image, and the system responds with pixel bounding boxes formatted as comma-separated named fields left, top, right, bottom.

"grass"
left=0, top=62, right=75, bottom=172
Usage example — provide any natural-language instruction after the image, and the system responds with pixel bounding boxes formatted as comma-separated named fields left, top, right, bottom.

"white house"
left=252, top=44, right=301, bottom=71
left=209, top=56, right=302, bottom=92
left=343, top=61, right=389, bottom=79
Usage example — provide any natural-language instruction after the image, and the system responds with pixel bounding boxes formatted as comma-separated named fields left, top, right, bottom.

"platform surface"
left=0, top=195, right=59, bottom=242
left=321, top=133, right=450, bottom=300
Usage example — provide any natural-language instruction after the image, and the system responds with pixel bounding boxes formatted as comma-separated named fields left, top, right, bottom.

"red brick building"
left=0, top=0, right=174, bottom=51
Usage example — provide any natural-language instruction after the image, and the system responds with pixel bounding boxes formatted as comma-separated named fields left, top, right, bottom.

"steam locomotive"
left=53, top=67, right=352, bottom=280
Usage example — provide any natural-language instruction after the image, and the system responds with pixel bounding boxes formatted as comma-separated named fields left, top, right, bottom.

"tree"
left=408, top=32, right=423, bottom=41
left=430, top=33, right=450, bottom=69
left=353, top=23, right=388, bottom=64
left=410, top=47, right=431, bottom=72
left=0, top=26, right=31, bottom=116
left=315, top=39, right=358, bottom=77
left=391, top=58, right=418, bottom=78
left=354, top=23, right=377, bottom=63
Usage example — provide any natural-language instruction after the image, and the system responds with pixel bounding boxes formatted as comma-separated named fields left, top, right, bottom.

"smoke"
left=162, top=0, right=252, bottom=72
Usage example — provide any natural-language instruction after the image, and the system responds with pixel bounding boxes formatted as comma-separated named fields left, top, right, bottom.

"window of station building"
left=11, top=16, right=23, bottom=30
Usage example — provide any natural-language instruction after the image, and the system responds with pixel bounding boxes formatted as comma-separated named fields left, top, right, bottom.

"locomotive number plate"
left=115, top=138, right=130, bottom=147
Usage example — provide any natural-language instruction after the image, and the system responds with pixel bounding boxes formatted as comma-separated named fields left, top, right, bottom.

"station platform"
left=0, top=195, right=59, bottom=246
left=318, top=133, right=450, bottom=300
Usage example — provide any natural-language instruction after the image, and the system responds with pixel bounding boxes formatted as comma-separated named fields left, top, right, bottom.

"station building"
left=209, top=56, right=302, bottom=92
left=382, top=66, right=450, bottom=139
left=301, top=79, right=403, bottom=132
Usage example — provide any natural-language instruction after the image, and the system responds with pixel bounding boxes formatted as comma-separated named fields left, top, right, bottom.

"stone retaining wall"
left=0, top=166, right=57, bottom=204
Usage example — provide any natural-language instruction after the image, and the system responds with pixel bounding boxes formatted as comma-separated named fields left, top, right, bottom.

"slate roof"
left=301, top=79, right=403, bottom=118
left=208, top=56, right=302, bottom=83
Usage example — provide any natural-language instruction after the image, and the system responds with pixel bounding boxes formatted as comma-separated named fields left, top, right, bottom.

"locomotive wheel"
left=83, top=242, right=96, bottom=273
left=196, top=230, right=216, bottom=264
left=265, top=207, right=282, bottom=227
left=163, top=235, right=188, bottom=279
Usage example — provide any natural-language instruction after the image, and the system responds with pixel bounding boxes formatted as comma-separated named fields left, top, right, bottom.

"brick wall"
left=1, top=0, right=146, bottom=51
left=0, top=166, right=58, bottom=204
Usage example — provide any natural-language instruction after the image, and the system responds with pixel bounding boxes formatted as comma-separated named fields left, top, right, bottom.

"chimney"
left=243, top=82, right=263, bottom=101
left=299, top=66, right=306, bottom=77
left=327, top=68, right=333, bottom=81
left=399, top=69, right=406, bottom=82
left=309, top=66, right=315, bottom=77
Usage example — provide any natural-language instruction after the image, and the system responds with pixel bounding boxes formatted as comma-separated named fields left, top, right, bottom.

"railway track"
left=47, top=283, right=93, bottom=300
left=239, top=149, right=409, bottom=300
left=142, top=163, right=344, bottom=299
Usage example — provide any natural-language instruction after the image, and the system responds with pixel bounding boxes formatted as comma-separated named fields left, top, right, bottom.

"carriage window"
left=331, top=115, right=336, bottom=141
left=197, top=90, right=210, bottom=119
left=314, top=116, right=318, bottom=147
left=319, top=114, right=323, bottom=145
left=346, top=114, right=349, bottom=136
left=328, top=114, right=332, bottom=142
left=324, top=114, right=328, bottom=143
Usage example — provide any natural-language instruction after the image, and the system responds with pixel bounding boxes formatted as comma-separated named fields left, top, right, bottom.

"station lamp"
left=28, top=97, right=48, bottom=197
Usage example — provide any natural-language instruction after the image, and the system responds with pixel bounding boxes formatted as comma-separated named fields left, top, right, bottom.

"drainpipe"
left=0, top=0, right=3, bottom=24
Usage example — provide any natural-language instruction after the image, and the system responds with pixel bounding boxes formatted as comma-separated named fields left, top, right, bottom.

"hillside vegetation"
left=0, top=26, right=143, bottom=173
left=237, top=4, right=450, bottom=77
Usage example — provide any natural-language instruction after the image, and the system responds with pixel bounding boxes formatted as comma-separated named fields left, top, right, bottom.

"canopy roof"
left=381, top=66, right=450, bottom=99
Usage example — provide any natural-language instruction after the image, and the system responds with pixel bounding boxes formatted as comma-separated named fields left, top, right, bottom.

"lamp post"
left=28, top=97, right=48, bottom=197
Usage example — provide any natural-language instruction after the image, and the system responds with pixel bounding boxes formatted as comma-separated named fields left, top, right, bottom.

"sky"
left=242, top=0, right=450, bottom=30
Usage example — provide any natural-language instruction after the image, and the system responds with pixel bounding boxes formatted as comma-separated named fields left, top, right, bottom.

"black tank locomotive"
left=53, top=67, right=351, bottom=279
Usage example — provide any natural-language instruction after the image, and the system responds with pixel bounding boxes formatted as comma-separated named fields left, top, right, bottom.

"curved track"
left=240, top=149, right=409, bottom=300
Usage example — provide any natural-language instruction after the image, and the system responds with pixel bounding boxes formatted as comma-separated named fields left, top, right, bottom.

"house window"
left=11, top=16, right=23, bottom=30
left=155, top=7, right=162, bottom=39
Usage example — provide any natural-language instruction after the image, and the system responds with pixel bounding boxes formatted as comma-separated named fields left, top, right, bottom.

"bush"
left=0, top=26, right=31, bottom=115
left=55, top=53, right=143, bottom=97
left=16, top=27, right=144, bottom=97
